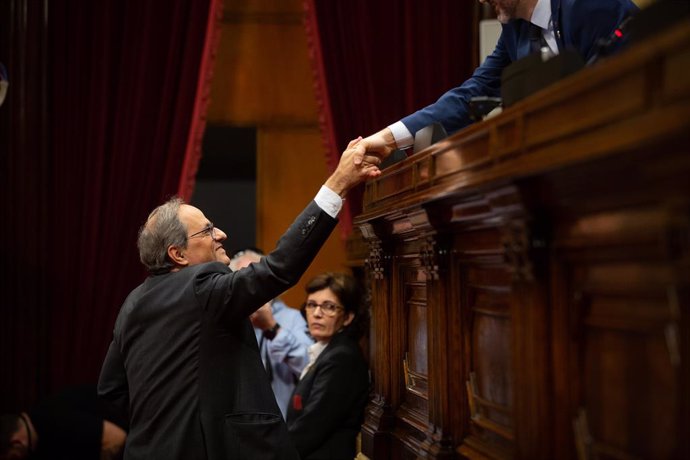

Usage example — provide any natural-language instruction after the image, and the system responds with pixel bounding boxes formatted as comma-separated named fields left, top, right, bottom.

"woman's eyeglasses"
left=304, top=300, right=342, bottom=317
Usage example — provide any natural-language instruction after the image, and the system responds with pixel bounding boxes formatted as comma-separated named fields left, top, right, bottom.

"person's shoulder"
left=319, top=338, right=368, bottom=384
left=324, top=334, right=365, bottom=362
left=273, top=300, right=303, bottom=318
left=271, top=298, right=287, bottom=313
left=565, top=0, right=636, bottom=19
left=493, top=19, right=524, bottom=53
left=277, top=312, right=309, bottom=334
left=117, top=282, right=148, bottom=319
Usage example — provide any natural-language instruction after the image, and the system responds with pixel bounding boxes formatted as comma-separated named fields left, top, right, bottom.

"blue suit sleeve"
left=400, top=32, right=511, bottom=136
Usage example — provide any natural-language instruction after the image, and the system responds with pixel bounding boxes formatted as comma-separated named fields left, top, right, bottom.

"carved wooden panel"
left=391, top=260, right=431, bottom=457
left=454, top=229, right=515, bottom=459
left=555, top=206, right=688, bottom=459
left=575, top=270, right=678, bottom=456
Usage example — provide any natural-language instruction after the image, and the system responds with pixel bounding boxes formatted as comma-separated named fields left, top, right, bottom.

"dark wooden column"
left=360, top=222, right=395, bottom=458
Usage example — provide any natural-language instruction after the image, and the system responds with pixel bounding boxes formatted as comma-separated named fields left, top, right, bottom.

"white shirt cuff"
left=314, top=185, right=343, bottom=218
left=389, top=121, right=414, bottom=150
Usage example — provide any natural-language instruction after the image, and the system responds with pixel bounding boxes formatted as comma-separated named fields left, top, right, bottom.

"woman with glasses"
left=286, top=272, right=369, bottom=460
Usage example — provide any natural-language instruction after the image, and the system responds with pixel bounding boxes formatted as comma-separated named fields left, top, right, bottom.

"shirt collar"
left=308, top=341, right=328, bottom=362
left=530, top=0, right=551, bottom=30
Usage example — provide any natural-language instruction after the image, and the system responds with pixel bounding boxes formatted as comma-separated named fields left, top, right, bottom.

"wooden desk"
left=355, top=19, right=690, bottom=460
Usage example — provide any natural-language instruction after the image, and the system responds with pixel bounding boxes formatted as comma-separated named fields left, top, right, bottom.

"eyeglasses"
left=304, top=300, right=343, bottom=317
left=188, top=222, right=215, bottom=240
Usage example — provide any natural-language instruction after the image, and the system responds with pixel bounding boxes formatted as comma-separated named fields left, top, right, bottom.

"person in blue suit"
left=355, top=0, right=639, bottom=161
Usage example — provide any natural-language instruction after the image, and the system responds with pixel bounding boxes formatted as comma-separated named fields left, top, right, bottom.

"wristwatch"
left=263, top=322, right=281, bottom=340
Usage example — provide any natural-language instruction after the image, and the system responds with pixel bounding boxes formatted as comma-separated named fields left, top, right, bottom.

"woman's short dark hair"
left=303, top=272, right=369, bottom=339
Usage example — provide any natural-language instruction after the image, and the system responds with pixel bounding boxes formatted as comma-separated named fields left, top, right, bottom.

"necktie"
left=528, top=23, right=546, bottom=54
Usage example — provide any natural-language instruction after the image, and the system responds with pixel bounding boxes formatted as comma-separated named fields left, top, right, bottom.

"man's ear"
left=167, top=245, right=188, bottom=267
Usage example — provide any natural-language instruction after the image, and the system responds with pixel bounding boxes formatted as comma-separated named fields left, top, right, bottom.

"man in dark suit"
left=354, top=0, right=639, bottom=160
left=97, top=140, right=380, bottom=460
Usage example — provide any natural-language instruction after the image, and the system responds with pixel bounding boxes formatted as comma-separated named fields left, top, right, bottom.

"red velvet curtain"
left=0, top=0, right=220, bottom=410
left=304, top=0, right=476, bottom=229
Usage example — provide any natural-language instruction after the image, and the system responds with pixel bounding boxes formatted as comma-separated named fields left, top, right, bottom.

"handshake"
left=324, top=128, right=398, bottom=198
left=351, top=128, right=397, bottom=168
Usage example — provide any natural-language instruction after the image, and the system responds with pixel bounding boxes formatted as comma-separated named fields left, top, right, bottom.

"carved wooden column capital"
left=369, top=237, right=386, bottom=280
left=359, top=222, right=387, bottom=280
left=420, top=234, right=439, bottom=280
left=501, top=219, right=535, bottom=282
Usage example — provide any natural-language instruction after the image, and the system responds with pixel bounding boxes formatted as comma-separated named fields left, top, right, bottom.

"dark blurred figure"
left=0, top=385, right=126, bottom=460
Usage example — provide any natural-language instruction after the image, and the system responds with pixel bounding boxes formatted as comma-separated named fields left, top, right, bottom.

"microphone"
left=587, top=14, right=635, bottom=66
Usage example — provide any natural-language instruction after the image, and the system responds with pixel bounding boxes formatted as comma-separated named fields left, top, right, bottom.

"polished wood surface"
left=355, top=19, right=690, bottom=459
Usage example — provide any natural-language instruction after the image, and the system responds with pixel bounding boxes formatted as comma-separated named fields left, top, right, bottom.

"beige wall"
left=207, top=0, right=349, bottom=308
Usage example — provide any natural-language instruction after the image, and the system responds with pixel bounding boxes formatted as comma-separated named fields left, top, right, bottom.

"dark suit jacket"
left=286, top=332, right=369, bottom=460
left=401, top=0, right=639, bottom=136
left=98, top=201, right=337, bottom=460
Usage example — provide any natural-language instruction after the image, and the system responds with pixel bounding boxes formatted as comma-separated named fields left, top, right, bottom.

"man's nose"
left=213, top=227, right=228, bottom=241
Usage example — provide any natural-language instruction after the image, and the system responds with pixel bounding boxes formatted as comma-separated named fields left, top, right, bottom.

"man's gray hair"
left=229, top=248, right=263, bottom=271
left=137, top=197, right=188, bottom=274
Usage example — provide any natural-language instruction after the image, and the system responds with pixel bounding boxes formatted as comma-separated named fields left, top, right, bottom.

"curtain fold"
left=0, top=0, right=220, bottom=410
left=178, top=0, right=223, bottom=201
left=304, top=0, right=476, bottom=229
